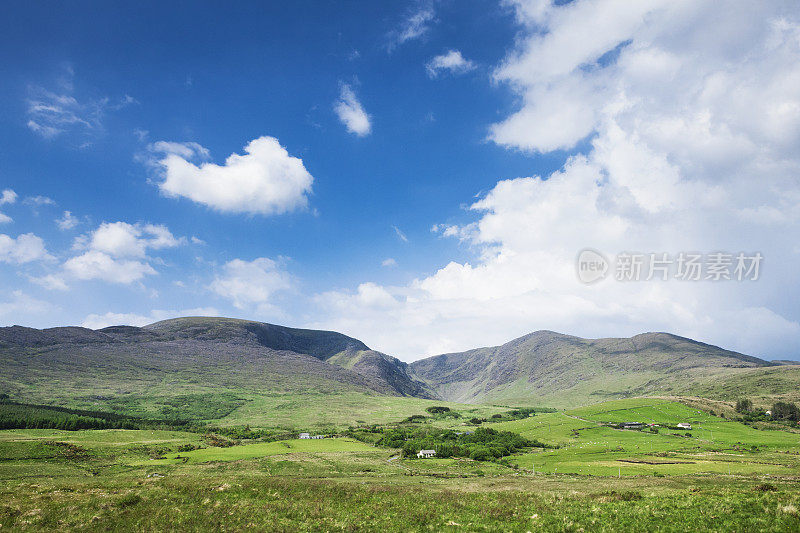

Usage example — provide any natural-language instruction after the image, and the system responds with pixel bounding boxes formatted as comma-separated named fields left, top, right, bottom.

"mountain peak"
left=144, top=316, right=370, bottom=359
left=410, top=330, right=772, bottom=406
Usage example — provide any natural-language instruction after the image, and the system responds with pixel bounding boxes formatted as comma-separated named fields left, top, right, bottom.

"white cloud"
left=87, top=221, right=184, bottom=258
left=209, top=257, right=293, bottom=311
left=26, top=88, right=101, bottom=139
left=382, top=258, right=398, bottom=267
left=309, top=0, right=800, bottom=361
left=426, top=50, right=476, bottom=77
left=151, top=136, right=314, bottom=215
left=55, top=221, right=185, bottom=286
left=26, top=66, right=135, bottom=141
left=0, top=190, right=17, bottom=223
left=0, top=233, right=50, bottom=264
left=150, top=141, right=209, bottom=160
left=24, top=195, right=55, bottom=206
left=388, top=3, right=436, bottom=50
left=29, top=273, right=69, bottom=291
left=0, top=291, right=53, bottom=321
left=0, top=190, right=17, bottom=205
left=63, top=250, right=157, bottom=284
left=80, top=307, right=220, bottom=329
left=56, top=211, right=78, bottom=230
left=392, top=225, right=409, bottom=243
left=334, top=84, right=372, bottom=137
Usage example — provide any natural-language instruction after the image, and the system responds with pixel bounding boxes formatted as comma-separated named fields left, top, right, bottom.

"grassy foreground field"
left=1, top=398, right=799, bottom=531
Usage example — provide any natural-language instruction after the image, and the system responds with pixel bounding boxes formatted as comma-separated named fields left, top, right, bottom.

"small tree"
left=469, top=446, right=492, bottom=461
left=771, top=401, right=800, bottom=421
left=425, top=406, right=451, bottom=414
left=735, top=398, right=753, bottom=413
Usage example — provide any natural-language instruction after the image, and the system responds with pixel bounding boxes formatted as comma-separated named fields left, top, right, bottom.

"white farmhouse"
left=298, top=433, right=311, bottom=439
left=676, top=423, right=692, bottom=430
left=417, top=449, right=436, bottom=458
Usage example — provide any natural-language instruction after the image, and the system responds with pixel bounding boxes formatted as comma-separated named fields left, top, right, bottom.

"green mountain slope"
left=3, top=316, right=796, bottom=416
left=0, top=317, right=434, bottom=416
left=409, top=330, right=776, bottom=407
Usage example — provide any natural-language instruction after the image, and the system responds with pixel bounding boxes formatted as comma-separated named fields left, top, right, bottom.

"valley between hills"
left=1, top=316, right=799, bottom=531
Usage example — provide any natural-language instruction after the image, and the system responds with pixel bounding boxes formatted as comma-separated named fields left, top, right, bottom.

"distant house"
left=298, top=433, right=311, bottom=439
left=676, top=423, right=692, bottom=430
left=311, top=435, right=325, bottom=439
left=417, top=449, right=436, bottom=458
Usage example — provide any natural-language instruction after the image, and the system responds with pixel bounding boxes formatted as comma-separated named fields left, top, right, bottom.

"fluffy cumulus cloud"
left=151, top=136, right=313, bottom=215
left=0, top=190, right=17, bottom=205
left=57, top=221, right=185, bottom=286
left=426, top=50, right=476, bottom=77
left=209, top=257, right=293, bottom=312
left=311, top=0, right=800, bottom=361
left=0, top=233, right=50, bottom=264
left=87, top=221, right=184, bottom=258
left=81, top=307, right=220, bottom=330
left=334, top=84, right=372, bottom=137
left=56, top=211, right=78, bottom=230
left=0, top=189, right=17, bottom=223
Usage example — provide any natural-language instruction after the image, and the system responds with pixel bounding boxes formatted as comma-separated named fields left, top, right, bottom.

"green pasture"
left=144, top=437, right=376, bottom=465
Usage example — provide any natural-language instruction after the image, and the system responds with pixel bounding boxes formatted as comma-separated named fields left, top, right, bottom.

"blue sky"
left=2, top=1, right=799, bottom=361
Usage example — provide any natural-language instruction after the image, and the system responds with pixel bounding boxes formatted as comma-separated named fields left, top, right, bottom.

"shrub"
left=469, top=446, right=493, bottom=461
left=772, top=401, right=800, bottom=421
left=116, top=493, right=142, bottom=508
left=736, top=398, right=753, bottom=413
left=425, top=406, right=451, bottom=414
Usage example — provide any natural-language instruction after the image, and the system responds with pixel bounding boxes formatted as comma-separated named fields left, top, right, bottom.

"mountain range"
left=1, top=316, right=797, bottom=412
left=409, top=330, right=777, bottom=406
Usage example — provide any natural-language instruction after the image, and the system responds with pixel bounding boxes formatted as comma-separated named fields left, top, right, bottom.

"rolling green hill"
left=0, top=317, right=434, bottom=424
left=409, top=330, right=780, bottom=407
left=3, top=317, right=798, bottom=420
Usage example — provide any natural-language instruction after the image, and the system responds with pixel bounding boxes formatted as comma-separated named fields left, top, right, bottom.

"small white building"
left=298, top=433, right=311, bottom=439
left=676, top=423, right=692, bottom=430
left=417, top=449, right=436, bottom=458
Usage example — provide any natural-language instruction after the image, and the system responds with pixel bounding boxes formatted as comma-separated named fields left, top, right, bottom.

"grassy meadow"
left=0, top=396, right=799, bottom=531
